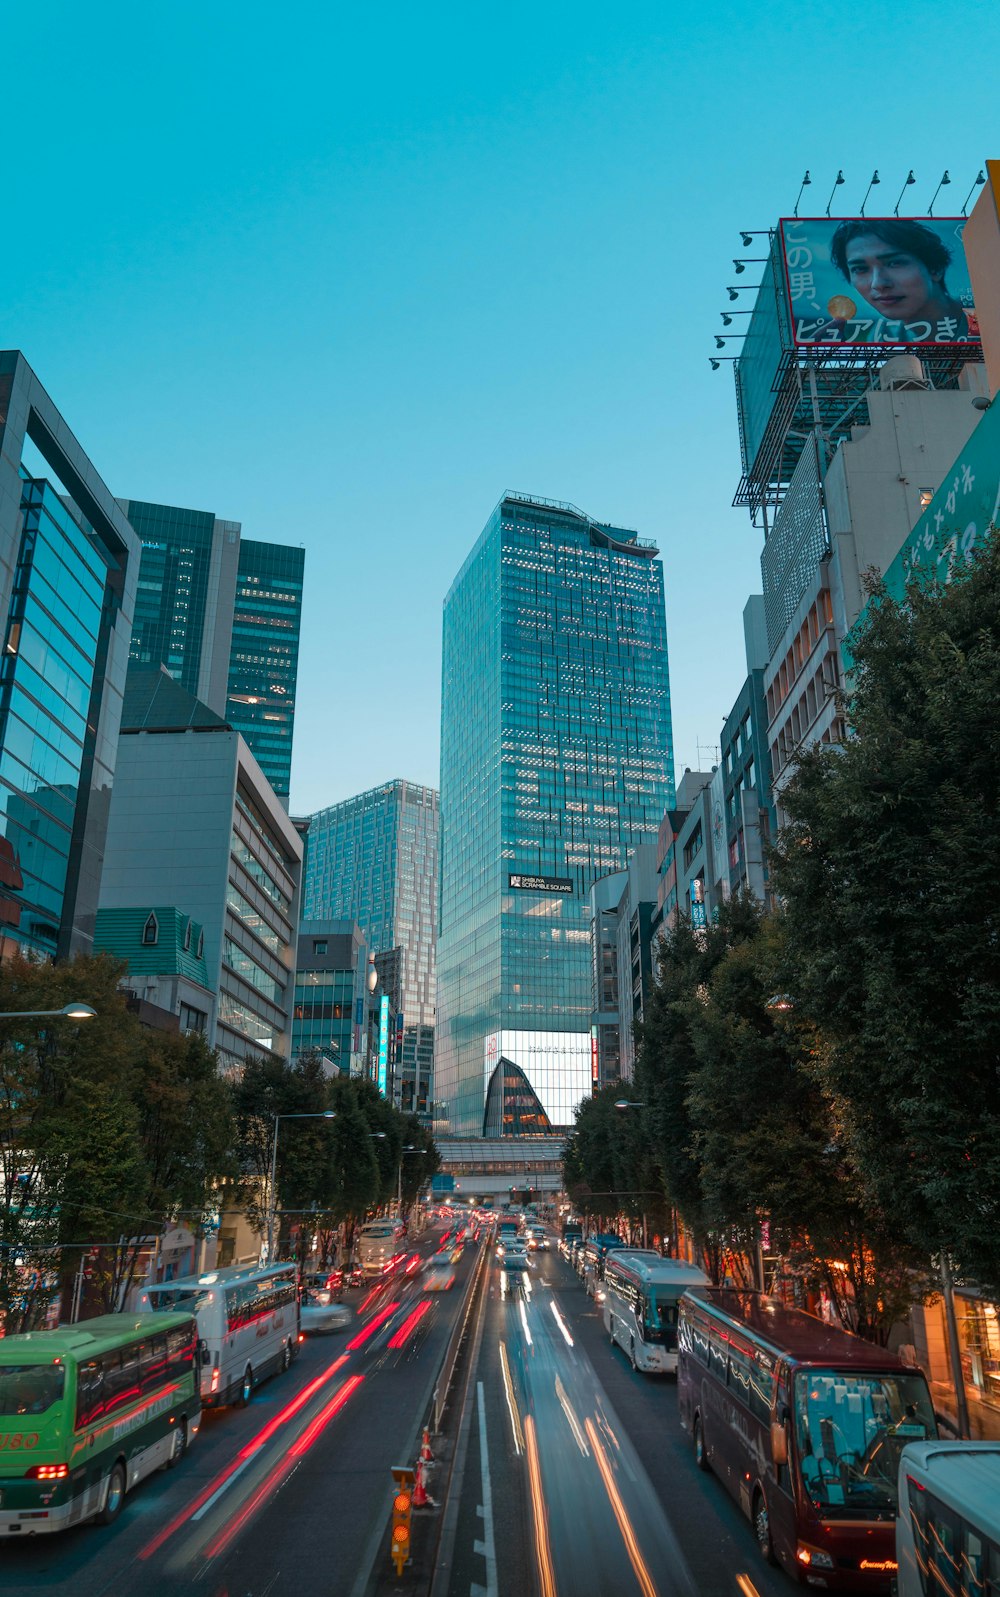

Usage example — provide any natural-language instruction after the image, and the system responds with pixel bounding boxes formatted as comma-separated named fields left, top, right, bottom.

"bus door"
left=765, top=1361, right=797, bottom=1567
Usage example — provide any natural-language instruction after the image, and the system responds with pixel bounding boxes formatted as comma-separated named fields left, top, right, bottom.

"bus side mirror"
left=771, top=1420, right=788, bottom=1466
left=198, top=1339, right=209, bottom=1367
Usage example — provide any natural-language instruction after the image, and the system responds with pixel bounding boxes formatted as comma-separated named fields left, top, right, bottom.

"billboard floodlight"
left=825, top=169, right=845, bottom=217
left=893, top=169, right=916, bottom=216
left=962, top=170, right=986, bottom=215
left=793, top=169, right=811, bottom=217
left=928, top=170, right=951, bottom=216
left=860, top=169, right=880, bottom=216
left=727, top=287, right=739, bottom=301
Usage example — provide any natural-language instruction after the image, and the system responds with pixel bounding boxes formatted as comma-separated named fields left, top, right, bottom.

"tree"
left=773, top=541, right=1000, bottom=1295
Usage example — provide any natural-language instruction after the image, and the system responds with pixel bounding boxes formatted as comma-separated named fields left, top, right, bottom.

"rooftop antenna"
left=860, top=169, right=880, bottom=216
left=893, top=169, right=916, bottom=217
left=793, top=170, right=811, bottom=218
left=962, top=168, right=986, bottom=216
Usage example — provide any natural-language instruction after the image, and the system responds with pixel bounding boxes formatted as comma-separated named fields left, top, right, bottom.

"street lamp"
left=0, top=1003, right=97, bottom=1020
left=614, top=1099, right=645, bottom=1110
left=266, top=1111, right=336, bottom=1262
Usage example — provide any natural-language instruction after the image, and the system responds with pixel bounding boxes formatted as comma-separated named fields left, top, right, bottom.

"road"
left=1, top=1230, right=801, bottom=1597
left=0, top=1227, right=472, bottom=1597
left=445, top=1241, right=794, bottom=1597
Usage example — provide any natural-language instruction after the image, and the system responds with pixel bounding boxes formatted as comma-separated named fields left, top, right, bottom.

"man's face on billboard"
left=843, top=233, right=942, bottom=322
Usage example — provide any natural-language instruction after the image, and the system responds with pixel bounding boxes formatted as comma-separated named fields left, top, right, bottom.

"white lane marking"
left=518, top=1296, right=533, bottom=1346
left=190, top=1455, right=255, bottom=1520
left=549, top=1300, right=574, bottom=1347
left=474, top=1381, right=498, bottom=1597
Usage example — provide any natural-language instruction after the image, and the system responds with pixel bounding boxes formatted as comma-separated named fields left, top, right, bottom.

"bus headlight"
left=797, top=1544, right=835, bottom=1570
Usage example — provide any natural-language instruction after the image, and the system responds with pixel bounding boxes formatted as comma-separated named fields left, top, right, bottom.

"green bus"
left=0, top=1311, right=200, bottom=1537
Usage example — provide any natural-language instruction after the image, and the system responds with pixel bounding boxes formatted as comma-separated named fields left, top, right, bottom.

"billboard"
left=780, top=218, right=980, bottom=348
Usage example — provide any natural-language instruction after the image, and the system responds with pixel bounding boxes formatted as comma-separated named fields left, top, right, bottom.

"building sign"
left=690, top=877, right=707, bottom=930
left=779, top=218, right=980, bottom=349
left=508, top=873, right=573, bottom=894
left=591, top=1026, right=599, bottom=1090
left=377, top=994, right=389, bottom=1096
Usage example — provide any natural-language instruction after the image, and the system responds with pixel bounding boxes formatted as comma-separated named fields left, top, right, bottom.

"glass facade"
left=126, top=502, right=220, bottom=696
left=0, top=478, right=109, bottom=955
left=437, top=493, right=674, bottom=1136
left=302, top=781, right=438, bottom=1114
left=292, top=967, right=358, bottom=1068
left=225, top=540, right=304, bottom=802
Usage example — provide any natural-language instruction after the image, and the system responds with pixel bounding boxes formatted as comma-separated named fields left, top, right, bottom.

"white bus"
left=356, top=1219, right=405, bottom=1277
left=137, top=1262, right=299, bottom=1408
left=896, top=1440, right=1000, bottom=1596
left=603, top=1252, right=710, bottom=1374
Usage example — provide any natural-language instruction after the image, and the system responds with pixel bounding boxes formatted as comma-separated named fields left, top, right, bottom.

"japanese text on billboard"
left=780, top=217, right=980, bottom=349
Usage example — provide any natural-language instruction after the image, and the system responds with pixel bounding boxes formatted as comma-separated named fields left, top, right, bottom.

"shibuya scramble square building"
left=435, top=492, right=674, bottom=1138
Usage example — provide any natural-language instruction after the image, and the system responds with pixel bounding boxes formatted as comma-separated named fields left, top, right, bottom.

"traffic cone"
left=420, top=1427, right=434, bottom=1462
left=412, top=1457, right=431, bottom=1508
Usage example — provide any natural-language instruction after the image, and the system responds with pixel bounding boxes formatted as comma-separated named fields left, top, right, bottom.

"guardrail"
left=431, top=1230, right=491, bottom=1433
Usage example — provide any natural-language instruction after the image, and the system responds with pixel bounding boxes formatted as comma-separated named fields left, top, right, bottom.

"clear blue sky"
left=5, top=1, right=992, bottom=814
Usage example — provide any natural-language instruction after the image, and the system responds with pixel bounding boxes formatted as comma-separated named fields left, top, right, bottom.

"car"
left=499, top=1251, right=532, bottom=1295
left=299, top=1291, right=352, bottom=1334
left=423, top=1256, right=455, bottom=1292
left=529, top=1232, right=551, bottom=1252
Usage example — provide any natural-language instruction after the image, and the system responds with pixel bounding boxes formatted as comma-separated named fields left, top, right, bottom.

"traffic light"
left=390, top=1465, right=414, bottom=1575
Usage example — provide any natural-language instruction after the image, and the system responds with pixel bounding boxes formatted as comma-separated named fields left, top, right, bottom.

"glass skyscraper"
left=301, top=781, right=438, bottom=1115
left=225, top=540, right=304, bottom=803
left=0, top=351, right=140, bottom=959
left=436, top=492, right=674, bottom=1137
left=121, top=501, right=304, bottom=803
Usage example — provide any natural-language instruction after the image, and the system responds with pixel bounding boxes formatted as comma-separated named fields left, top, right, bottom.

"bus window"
left=795, top=1370, right=935, bottom=1512
left=142, top=1336, right=169, bottom=1394
left=75, top=1359, right=105, bottom=1429
left=0, top=1364, right=65, bottom=1416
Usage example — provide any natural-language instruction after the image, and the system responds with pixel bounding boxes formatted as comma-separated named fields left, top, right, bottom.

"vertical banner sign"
left=591, top=1026, right=599, bottom=1091
left=377, top=994, right=390, bottom=1096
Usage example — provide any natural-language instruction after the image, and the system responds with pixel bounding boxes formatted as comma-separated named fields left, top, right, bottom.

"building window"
left=142, top=912, right=158, bottom=946
left=183, top=919, right=192, bottom=952
left=314, top=940, right=328, bottom=955
left=180, top=1005, right=207, bottom=1035
left=197, top=929, right=204, bottom=959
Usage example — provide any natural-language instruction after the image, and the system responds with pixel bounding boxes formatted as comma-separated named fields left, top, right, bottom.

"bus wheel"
left=281, top=1339, right=292, bottom=1372
left=753, top=1488, right=776, bottom=1565
left=166, top=1420, right=187, bottom=1469
left=99, top=1462, right=127, bottom=1524
left=693, top=1415, right=710, bottom=1473
left=240, top=1364, right=254, bottom=1406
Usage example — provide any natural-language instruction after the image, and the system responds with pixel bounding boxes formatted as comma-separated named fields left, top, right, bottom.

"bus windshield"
left=145, top=1287, right=215, bottom=1315
left=0, top=1364, right=66, bottom=1416
left=794, top=1369, right=936, bottom=1515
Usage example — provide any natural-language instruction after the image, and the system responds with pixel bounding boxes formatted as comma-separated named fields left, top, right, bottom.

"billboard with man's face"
left=780, top=217, right=980, bottom=349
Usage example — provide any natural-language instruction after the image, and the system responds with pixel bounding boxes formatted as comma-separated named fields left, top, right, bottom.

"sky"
left=4, top=1, right=995, bottom=815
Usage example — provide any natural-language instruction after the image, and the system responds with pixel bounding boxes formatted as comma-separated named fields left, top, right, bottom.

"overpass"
left=433, top=1137, right=565, bottom=1201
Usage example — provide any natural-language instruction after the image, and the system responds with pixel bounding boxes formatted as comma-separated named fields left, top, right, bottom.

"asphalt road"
left=0, top=1227, right=473, bottom=1597
left=444, top=1240, right=794, bottom=1597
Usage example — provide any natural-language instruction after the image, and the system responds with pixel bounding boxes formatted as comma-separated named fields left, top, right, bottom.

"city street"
left=444, top=1237, right=791, bottom=1597
left=0, top=1229, right=473, bottom=1597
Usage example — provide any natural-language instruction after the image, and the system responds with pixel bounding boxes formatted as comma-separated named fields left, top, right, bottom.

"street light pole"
left=0, top=1003, right=97, bottom=1021
left=265, top=1111, right=336, bottom=1263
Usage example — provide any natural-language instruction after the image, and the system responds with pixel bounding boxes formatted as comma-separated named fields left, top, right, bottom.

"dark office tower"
left=225, top=540, right=304, bottom=804
left=302, top=781, right=438, bottom=1116
left=436, top=492, right=674, bottom=1137
left=0, top=351, right=140, bottom=957
left=123, top=501, right=240, bottom=714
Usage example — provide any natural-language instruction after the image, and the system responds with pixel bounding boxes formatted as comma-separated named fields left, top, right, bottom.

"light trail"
left=387, top=1297, right=431, bottom=1350
left=498, top=1339, right=524, bottom=1455
left=137, top=1353, right=350, bottom=1560
left=549, top=1300, right=574, bottom=1347
left=518, top=1296, right=533, bottom=1347
left=345, top=1300, right=400, bottom=1351
left=524, top=1414, right=558, bottom=1597
left=736, top=1576, right=762, bottom=1597
left=202, top=1375, right=364, bottom=1561
left=554, top=1376, right=589, bottom=1457
left=585, top=1416, right=659, bottom=1597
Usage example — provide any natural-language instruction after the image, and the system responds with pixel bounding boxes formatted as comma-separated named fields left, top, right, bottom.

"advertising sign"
left=508, top=873, right=573, bottom=894
left=377, top=994, right=389, bottom=1096
left=780, top=217, right=980, bottom=349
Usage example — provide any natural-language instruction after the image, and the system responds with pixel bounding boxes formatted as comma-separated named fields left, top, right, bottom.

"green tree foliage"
left=772, top=543, right=1000, bottom=1295
left=561, top=1085, right=669, bottom=1243
left=0, top=954, right=234, bottom=1329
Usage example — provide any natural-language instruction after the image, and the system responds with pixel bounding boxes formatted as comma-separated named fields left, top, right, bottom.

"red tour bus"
left=677, top=1287, right=937, bottom=1591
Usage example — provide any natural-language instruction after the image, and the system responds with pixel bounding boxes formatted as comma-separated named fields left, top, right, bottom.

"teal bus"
left=0, top=1312, right=200, bottom=1537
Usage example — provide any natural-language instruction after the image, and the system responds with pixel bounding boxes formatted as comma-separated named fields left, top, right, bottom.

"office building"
left=437, top=491, right=674, bottom=1138
left=0, top=351, right=140, bottom=958
left=302, top=781, right=438, bottom=1116
left=292, top=919, right=371, bottom=1077
left=121, top=500, right=303, bottom=802
left=98, top=669, right=302, bottom=1072
left=225, top=539, right=304, bottom=803
left=94, top=906, right=216, bottom=1038
left=712, top=597, right=775, bottom=905
left=655, top=769, right=715, bottom=933
left=588, top=843, right=659, bottom=1090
